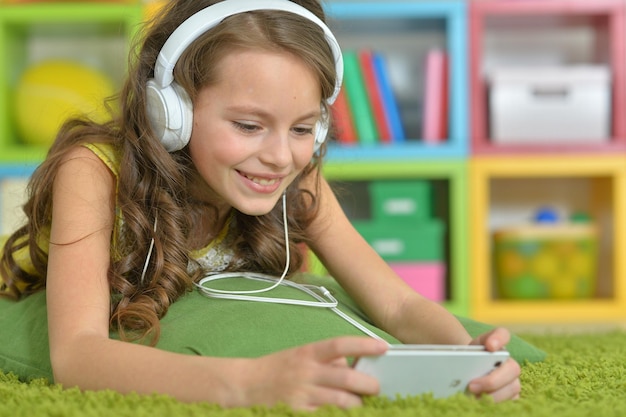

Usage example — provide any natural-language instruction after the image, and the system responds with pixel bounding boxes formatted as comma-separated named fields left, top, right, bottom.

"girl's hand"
left=243, top=337, right=388, bottom=411
left=468, top=327, right=521, bottom=401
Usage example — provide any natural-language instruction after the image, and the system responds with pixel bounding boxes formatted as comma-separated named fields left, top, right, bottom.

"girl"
left=0, top=0, right=520, bottom=410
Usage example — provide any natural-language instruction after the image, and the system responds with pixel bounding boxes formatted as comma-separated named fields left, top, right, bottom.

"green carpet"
left=1, top=331, right=624, bottom=417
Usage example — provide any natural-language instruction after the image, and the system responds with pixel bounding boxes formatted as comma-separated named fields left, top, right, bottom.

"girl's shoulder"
left=57, top=142, right=121, bottom=179
left=80, top=142, right=122, bottom=178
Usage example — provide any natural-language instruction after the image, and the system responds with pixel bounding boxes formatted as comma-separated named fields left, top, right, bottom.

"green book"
left=342, top=50, right=378, bottom=144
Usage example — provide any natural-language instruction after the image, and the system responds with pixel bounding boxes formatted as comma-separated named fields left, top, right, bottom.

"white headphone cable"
left=196, top=272, right=339, bottom=308
left=194, top=193, right=290, bottom=296
left=139, top=196, right=386, bottom=340
left=192, top=193, right=387, bottom=342
left=140, top=215, right=158, bottom=285
left=197, top=271, right=385, bottom=341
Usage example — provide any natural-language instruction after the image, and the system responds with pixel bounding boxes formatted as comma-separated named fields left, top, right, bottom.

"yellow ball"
left=14, top=60, right=116, bottom=146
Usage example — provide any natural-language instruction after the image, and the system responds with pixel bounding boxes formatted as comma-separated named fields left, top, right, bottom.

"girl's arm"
left=45, top=146, right=387, bottom=410
left=306, top=176, right=520, bottom=401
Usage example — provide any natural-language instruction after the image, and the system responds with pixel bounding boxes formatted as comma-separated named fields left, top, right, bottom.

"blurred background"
left=2, top=0, right=626, bottom=329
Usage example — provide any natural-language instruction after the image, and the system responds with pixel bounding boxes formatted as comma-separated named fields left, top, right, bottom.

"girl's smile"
left=237, top=169, right=284, bottom=192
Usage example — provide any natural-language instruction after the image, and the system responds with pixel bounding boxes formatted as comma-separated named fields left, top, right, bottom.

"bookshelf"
left=320, top=1, right=470, bottom=317
left=2, top=0, right=626, bottom=326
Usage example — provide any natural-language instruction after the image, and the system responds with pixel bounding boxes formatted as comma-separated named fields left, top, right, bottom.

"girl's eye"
left=232, top=121, right=259, bottom=133
left=293, top=126, right=314, bottom=136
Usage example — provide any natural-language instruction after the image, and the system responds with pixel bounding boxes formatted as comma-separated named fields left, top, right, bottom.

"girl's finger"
left=312, top=337, right=388, bottom=363
left=472, top=376, right=521, bottom=402
left=314, top=365, right=380, bottom=397
left=304, top=386, right=364, bottom=410
left=468, top=358, right=521, bottom=399
left=470, top=327, right=511, bottom=351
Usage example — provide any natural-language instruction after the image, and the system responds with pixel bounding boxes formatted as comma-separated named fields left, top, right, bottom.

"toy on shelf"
left=13, top=60, right=115, bottom=146
left=493, top=207, right=598, bottom=300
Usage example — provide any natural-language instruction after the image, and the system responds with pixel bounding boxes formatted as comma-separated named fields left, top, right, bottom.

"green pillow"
left=0, top=290, right=52, bottom=381
left=0, top=274, right=545, bottom=383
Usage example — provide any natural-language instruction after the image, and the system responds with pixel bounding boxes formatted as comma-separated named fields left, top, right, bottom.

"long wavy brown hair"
left=0, top=0, right=338, bottom=344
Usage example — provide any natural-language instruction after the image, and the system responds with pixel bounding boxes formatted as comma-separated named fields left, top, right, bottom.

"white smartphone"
left=353, top=344, right=509, bottom=399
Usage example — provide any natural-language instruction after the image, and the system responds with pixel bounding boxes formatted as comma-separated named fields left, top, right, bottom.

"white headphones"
left=146, top=0, right=344, bottom=152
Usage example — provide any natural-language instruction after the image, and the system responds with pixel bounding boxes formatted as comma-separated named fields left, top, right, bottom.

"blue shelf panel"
left=0, top=164, right=37, bottom=178
left=326, top=1, right=466, bottom=19
left=326, top=139, right=467, bottom=161
left=324, top=1, right=469, bottom=160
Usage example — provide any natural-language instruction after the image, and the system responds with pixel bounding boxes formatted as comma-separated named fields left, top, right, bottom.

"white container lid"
left=489, top=65, right=611, bottom=84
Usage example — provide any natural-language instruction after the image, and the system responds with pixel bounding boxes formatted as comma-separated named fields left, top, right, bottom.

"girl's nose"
left=259, top=130, right=292, bottom=168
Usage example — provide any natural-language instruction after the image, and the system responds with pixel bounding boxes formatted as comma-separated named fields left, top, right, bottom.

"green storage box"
left=369, top=180, right=432, bottom=223
left=353, top=219, right=445, bottom=262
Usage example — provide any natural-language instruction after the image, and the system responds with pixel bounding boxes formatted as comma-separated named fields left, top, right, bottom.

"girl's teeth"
left=245, top=174, right=277, bottom=186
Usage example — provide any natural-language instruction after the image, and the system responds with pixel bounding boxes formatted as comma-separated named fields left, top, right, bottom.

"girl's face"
left=188, top=48, right=321, bottom=217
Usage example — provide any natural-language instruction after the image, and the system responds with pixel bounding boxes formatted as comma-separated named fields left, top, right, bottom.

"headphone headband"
left=147, top=0, right=343, bottom=152
left=154, top=0, right=343, bottom=102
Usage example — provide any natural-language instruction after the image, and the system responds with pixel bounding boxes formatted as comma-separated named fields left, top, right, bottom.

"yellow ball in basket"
left=14, top=60, right=115, bottom=146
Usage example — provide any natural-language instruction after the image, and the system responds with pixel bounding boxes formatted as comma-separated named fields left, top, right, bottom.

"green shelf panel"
left=0, top=3, right=144, bottom=22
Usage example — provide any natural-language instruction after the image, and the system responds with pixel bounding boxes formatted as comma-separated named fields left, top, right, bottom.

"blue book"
left=372, top=52, right=405, bottom=142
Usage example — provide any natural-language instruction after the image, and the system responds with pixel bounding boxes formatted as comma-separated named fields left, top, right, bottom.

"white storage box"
left=489, top=66, right=611, bottom=144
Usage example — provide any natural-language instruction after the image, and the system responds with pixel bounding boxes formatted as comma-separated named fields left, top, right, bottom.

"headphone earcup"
left=313, top=105, right=329, bottom=152
left=146, top=79, right=194, bottom=151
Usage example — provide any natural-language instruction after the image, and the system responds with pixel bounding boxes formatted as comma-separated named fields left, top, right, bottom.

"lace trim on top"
left=188, top=214, right=236, bottom=274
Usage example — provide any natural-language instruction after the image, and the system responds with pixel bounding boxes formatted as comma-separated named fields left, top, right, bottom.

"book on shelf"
left=358, top=49, right=392, bottom=143
left=422, top=48, right=449, bottom=143
left=333, top=49, right=406, bottom=146
left=342, top=49, right=378, bottom=145
left=331, top=86, right=358, bottom=144
left=371, top=51, right=405, bottom=143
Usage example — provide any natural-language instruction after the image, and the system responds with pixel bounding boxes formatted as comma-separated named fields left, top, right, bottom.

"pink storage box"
left=390, top=262, right=446, bottom=302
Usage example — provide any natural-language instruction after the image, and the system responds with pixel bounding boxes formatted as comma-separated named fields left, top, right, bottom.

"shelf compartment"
left=312, top=159, right=469, bottom=317
left=0, top=3, right=144, bottom=163
left=325, top=1, right=468, bottom=159
left=469, top=155, right=626, bottom=323
left=469, top=0, right=626, bottom=154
